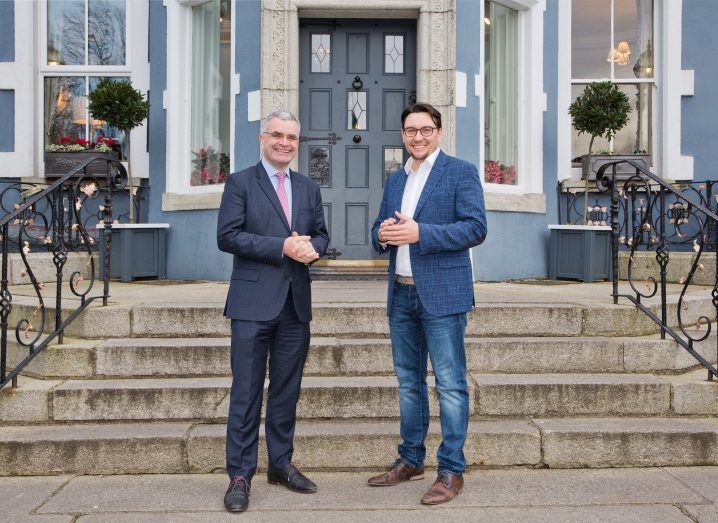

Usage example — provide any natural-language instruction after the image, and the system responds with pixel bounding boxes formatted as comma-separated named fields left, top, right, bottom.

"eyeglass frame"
left=402, top=126, right=438, bottom=138
left=263, top=131, right=300, bottom=142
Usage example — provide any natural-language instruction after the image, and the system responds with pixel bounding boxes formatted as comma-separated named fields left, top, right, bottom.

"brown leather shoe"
left=367, top=458, right=425, bottom=486
left=421, top=471, right=463, bottom=505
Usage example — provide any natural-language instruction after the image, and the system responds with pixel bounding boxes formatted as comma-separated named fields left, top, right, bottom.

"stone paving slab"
left=72, top=506, right=697, bottom=523
left=0, top=376, right=62, bottom=422
left=31, top=469, right=709, bottom=517
left=0, top=475, right=72, bottom=522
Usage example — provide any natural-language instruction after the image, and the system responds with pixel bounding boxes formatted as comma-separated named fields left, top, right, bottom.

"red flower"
left=75, top=138, right=89, bottom=146
left=58, top=137, right=71, bottom=144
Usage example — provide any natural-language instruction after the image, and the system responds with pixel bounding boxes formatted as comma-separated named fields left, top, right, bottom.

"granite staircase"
left=1, top=286, right=717, bottom=476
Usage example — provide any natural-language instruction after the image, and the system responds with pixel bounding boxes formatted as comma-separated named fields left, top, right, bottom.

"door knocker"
left=352, top=76, right=363, bottom=90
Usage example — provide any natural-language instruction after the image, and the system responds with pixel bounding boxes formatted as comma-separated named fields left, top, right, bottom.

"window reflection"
left=89, top=0, right=126, bottom=65
left=47, top=0, right=85, bottom=65
left=347, top=91, right=367, bottom=130
left=311, top=34, right=331, bottom=73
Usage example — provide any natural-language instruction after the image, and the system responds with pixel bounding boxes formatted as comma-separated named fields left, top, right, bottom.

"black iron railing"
left=593, top=160, right=718, bottom=380
left=0, top=157, right=127, bottom=389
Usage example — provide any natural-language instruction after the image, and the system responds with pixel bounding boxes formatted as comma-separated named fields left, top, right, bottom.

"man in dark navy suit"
left=368, top=103, right=487, bottom=505
left=217, top=110, right=329, bottom=513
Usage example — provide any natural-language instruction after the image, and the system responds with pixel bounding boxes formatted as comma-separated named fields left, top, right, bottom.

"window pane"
left=47, top=0, right=85, bottom=65
left=383, top=147, right=404, bottom=186
left=571, top=0, right=610, bottom=79
left=190, top=0, right=231, bottom=186
left=311, top=34, right=331, bottom=73
left=613, top=0, right=653, bottom=79
left=44, top=77, right=87, bottom=147
left=89, top=0, right=126, bottom=65
left=309, top=146, right=331, bottom=187
left=570, top=83, right=651, bottom=160
left=89, top=77, right=129, bottom=160
left=612, top=83, right=652, bottom=154
left=347, top=91, right=367, bottom=130
left=384, top=35, right=404, bottom=74
left=484, top=1, right=518, bottom=185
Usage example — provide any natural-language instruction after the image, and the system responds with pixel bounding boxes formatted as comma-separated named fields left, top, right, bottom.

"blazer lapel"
left=255, top=162, right=291, bottom=231
left=391, top=168, right=409, bottom=216
left=290, top=169, right=303, bottom=231
left=413, top=151, right=449, bottom=217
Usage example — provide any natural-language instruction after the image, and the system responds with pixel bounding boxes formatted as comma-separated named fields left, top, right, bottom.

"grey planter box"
left=45, top=151, right=118, bottom=176
left=549, top=225, right=612, bottom=282
left=581, top=154, right=651, bottom=180
left=98, top=224, right=169, bottom=282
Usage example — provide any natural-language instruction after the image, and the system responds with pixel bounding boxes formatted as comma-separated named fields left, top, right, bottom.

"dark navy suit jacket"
left=371, top=151, right=487, bottom=316
left=217, top=161, right=329, bottom=323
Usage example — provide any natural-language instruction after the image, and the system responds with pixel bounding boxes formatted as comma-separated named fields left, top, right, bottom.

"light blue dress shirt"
left=262, top=159, right=292, bottom=222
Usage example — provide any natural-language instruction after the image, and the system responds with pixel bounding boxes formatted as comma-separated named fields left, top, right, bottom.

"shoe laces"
left=229, top=476, right=250, bottom=494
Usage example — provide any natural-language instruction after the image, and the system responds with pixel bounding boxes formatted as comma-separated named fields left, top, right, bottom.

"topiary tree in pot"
left=569, top=81, right=630, bottom=224
left=88, top=78, right=150, bottom=223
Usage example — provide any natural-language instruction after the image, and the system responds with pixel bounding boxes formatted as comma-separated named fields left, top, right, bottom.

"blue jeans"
left=388, top=281, right=469, bottom=476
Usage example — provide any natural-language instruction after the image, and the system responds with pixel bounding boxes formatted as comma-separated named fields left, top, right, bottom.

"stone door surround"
left=261, top=0, right=457, bottom=155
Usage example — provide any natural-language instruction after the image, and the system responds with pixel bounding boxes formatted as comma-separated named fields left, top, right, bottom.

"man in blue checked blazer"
left=367, top=103, right=487, bottom=505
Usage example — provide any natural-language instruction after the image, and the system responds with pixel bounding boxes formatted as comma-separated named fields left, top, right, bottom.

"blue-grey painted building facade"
left=1, top=0, right=715, bottom=281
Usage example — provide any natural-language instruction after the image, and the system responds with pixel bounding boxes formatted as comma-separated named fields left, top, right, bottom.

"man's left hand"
left=380, top=211, right=419, bottom=245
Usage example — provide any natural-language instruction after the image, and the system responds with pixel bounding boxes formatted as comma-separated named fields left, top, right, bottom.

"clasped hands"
left=377, top=211, right=419, bottom=245
left=283, top=231, right=319, bottom=264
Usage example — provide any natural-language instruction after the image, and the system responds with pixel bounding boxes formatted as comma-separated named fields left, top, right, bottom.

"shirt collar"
left=262, top=159, right=291, bottom=180
left=404, top=147, right=441, bottom=175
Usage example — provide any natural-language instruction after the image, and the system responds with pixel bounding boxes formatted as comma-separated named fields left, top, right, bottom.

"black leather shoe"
left=267, top=463, right=317, bottom=493
left=224, top=476, right=250, bottom=512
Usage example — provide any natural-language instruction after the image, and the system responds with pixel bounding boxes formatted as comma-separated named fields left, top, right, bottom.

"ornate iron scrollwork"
left=299, top=133, right=343, bottom=146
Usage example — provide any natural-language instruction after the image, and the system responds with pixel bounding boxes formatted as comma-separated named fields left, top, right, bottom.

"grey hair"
left=261, top=110, right=301, bottom=134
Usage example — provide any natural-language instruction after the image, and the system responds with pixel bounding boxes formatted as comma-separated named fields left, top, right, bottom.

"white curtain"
left=485, top=1, right=519, bottom=175
left=191, top=0, right=222, bottom=155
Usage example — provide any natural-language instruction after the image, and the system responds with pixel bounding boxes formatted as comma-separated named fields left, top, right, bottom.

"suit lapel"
left=255, top=162, right=291, bottom=232
left=290, top=169, right=303, bottom=231
left=392, top=168, right=408, bottom=216
left=413, top=151, right=448, bottom=217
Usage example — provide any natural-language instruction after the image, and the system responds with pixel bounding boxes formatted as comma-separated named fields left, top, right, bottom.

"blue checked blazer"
left=371, top=151, right=487, bottom=316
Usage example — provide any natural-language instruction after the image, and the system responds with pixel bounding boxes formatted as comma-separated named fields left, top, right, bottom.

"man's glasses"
left=402, top=127, right=438, bottom=137
left=263, top=131, right=299, bottom=142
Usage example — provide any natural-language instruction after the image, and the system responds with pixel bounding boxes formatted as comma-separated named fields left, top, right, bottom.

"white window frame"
left=165, top=0, right=237, bottom=197
left=480, top=0, right=545, bottom=196
left=558, top=0, right=690, bottom=181
left=35, top=0, right=149, bottom=179
left=0, top=0, right=33, bottom=177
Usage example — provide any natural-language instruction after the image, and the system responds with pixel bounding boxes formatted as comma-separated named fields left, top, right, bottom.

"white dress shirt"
left=395, top=147, right=441, bottom=277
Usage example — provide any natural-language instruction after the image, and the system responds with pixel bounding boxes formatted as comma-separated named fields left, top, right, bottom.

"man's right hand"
left=283, top=232, right=319, bottom=264
left=377, top=218, right=397, bottom=243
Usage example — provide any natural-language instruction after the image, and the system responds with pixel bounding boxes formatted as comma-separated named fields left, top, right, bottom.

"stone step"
left=8, top=290, right=716, bottom=339
left=5, top=372, right=715, bottom=423
left=10, top=333, right=717, bottom=381
left=1, top=417, right=716, bottom=476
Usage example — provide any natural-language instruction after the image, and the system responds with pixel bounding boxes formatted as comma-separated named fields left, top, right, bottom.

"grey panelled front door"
left=298, top=19, right=417, bottom=259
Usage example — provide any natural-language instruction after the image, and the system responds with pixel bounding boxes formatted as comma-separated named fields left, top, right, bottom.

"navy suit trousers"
left=225, top=289, right=310, bottom=480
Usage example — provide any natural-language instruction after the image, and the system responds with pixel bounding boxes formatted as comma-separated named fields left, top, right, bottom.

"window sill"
left=484, top=192, right=546, bottom=214
left=162, top=191, right=222, bottom=211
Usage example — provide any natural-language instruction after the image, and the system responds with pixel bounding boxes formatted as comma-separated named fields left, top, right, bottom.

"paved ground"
left=9, top=279, right=713, bottom=308
left=3, top=468, right=717, bottom=522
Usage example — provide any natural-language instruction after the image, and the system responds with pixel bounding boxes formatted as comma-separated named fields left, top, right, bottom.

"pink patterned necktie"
left=275, top=171, right=290, bottom=224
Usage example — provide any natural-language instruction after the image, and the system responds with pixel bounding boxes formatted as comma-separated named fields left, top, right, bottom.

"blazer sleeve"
left=371, top=179, right=391, bottom=254
left=309, top=181, right=330, bottom=258
left=417, top=161, right=487, bottom=254
left=216, top=172, right=285, bottom=266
